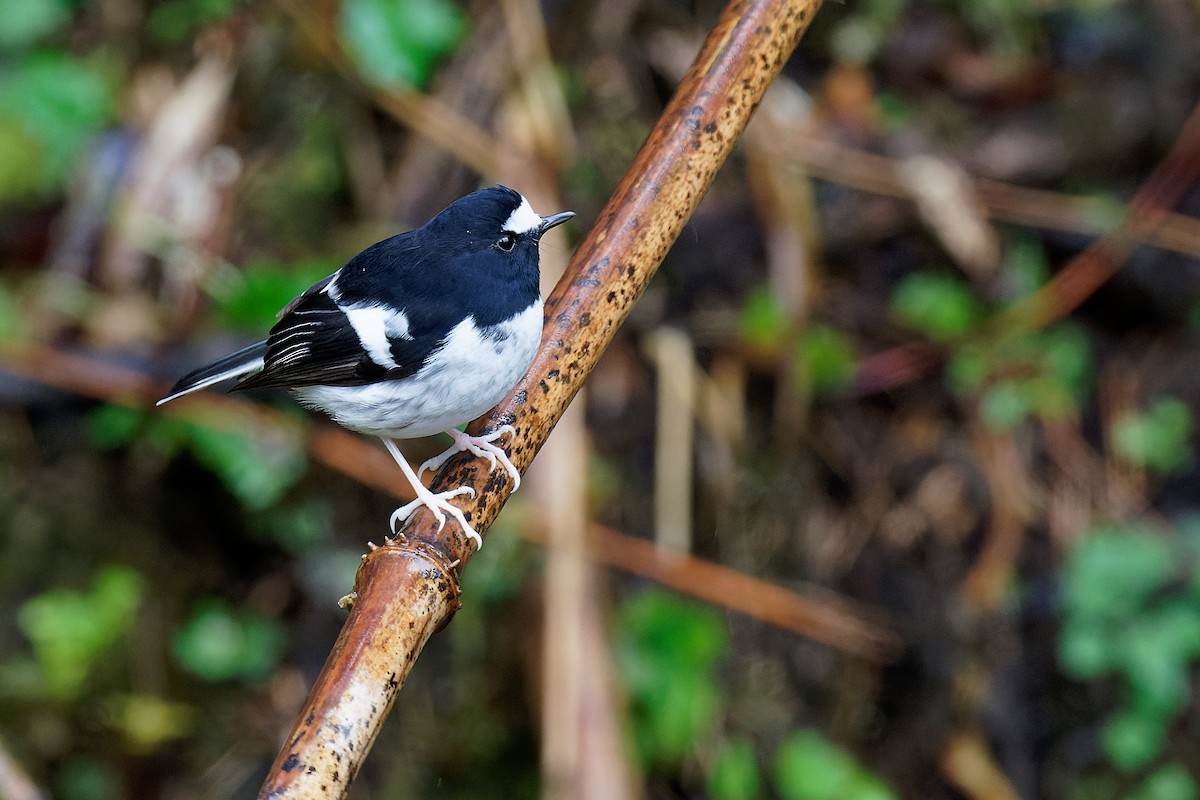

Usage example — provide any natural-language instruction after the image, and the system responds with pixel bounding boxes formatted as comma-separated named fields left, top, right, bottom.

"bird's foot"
left=389, top=483, right=481, bottom=550
left=418, top=425, right=521, bottom=490
left=381, top=438, right=483, bottom=550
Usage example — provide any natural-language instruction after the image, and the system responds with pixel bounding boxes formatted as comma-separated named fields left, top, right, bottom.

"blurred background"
left=2, top=0, right=1200, bottom=798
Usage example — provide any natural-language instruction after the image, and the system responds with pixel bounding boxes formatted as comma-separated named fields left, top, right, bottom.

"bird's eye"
left=497, top=232, right=517, bottom=251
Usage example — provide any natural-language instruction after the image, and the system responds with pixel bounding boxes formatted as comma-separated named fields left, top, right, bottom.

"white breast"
left=293, top=301, right=543, bottom=439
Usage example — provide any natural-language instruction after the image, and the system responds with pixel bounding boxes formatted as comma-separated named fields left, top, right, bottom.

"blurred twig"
left=788, top=129, right=1200, bottom=261
left=1002, top=100, right=1200, bottom=329
left=854, top=101, right=1200, bottom=394
left=282, top=2, right=499, bottom=176
left=0, top=340, right=896, bottom=656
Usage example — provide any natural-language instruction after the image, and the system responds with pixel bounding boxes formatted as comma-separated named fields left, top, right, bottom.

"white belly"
left=293, top=302, right=542, bottom=439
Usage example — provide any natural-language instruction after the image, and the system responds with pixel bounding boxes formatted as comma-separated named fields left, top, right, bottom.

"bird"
left=157, top=186, right=574, bottom=550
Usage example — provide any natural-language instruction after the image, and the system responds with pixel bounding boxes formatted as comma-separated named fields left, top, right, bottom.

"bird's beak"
left=538, top=211, right=576, bottom=236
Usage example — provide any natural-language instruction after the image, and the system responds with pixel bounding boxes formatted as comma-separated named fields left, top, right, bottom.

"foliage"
left=0, top=52, right=115, bottom=200
left=616, top=589, right=727, bottom=766
left=615, top=591, right=897, bottom=799
left=949, top=324, right=1093, bottom=430
left=250, top=497, right=334, bottom=555
left=207, top=257, right=339, bottom=331
left=147, top=0, right=240, bottom=42
left=56, top=756, right=122, bottom=800
left=104, top=694, right=196, bottom=752
left=889, top=271, right=985, bottom=343
left=775, top=732, right=897, bottom=800
left=739, top=285, right=856, bottom=394
left=0, top=0, right=115, bottom=199
left=0, top=276, right=25, bottom=340
left=17, top=566, right=144, bottom=702
left=709, top=737, right=761, bottom=800
left=89, top=403, right=308, bottom=510
left=1112, top=397, right=1194, bottom=476
left=339, top=0, right=468, bottom=89
left=796, top=323, right=856, bottom=394
left=1059, top=521, right=1200, bottom=777
left=1127, top=764, right=1198, bottom=800
left=739, top=284, right=792, bottom=351
left=172, top=598, right=287, bottom=683
left=0, top=0, right=71, bottom=51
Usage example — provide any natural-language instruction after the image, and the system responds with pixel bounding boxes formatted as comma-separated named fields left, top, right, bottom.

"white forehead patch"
left=502, top=197, right=542, bottom=235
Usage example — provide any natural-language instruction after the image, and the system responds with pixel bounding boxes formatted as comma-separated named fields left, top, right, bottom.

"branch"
left=257, top=0, right=824, bottom=795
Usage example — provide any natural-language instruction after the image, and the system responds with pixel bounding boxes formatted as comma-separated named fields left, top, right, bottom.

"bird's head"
left=422, top=186, right=575, bottom=274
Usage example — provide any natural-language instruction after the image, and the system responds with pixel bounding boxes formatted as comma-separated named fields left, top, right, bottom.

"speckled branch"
left=257, top=1, right=823, bottom=796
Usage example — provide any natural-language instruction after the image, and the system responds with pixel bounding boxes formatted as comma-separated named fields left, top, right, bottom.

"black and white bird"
left=158, top=186, right=574, bottom=549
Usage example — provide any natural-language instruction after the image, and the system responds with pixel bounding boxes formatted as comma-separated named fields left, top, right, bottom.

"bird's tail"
left=157, top=341, right=268, bottom=406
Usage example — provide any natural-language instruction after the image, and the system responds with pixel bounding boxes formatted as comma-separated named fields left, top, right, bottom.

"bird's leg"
left=417, top=425, right=521, bottom=491
left=382, top=438, right=481, bottom=550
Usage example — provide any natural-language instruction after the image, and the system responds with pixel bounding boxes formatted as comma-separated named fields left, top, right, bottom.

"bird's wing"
left=236, top=274, right=440, bottom=390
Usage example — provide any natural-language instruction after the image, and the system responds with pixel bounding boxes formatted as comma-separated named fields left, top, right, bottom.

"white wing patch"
left=343, top=304, right=412, bottom=370
left=294, top=299, right=543, bottom=439
left=502, top=196, right=542, bottom=235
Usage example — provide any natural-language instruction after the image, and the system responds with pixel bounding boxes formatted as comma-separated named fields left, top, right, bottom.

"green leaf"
left=1113, top=397, right=1194, bottom=475
left=844, top=772, right=899, bottom=800
left=1061, top=525, right=1172, bottom=622
left=56, top=756, right=122, bottom=800
left=1121, top=621, right=1190, bottom=715
left=1041, top=325, right=1092, bottom=391
left=740, top=284, right=791, bottom=351
left=0, top=0, right=70, bottom=51
left=339, top=0, right=467, bottom=89
left=0, top=276, right=28, bottom=340
left=890, top=271, right=985, bottom=342
left=0, top=52, right=116, bottom=198
left=980, top=381, right=1032, bottom=431
left=947, top=341, right=992, bottom=394
left=104, top=694, right=196, bottom=752
left=710, top=738, right=762, bottom=800
left=177, top=417, right=307, bottom=509
left=18, top=566, right=145, bottom=701
left=796, top=324, right=856, bottom=394
left=949, top=324, right=1092, bottom=429
left=208, top=258, right=337, bottom=331
left=147, top=0, right=239, bottom=42
left=1128, top=763, right=1199, bottom=800
left=774, top=732, right=859, bottom=800
left=251, top=498, right=333, bottom=554
left=88, top=404, right=148, bottom=450
left=615, top=590, right=729, bottom=766
left=648, top=673, right=721, bottom=762
left=1058, top=619, right=1114, bottom=678
left=172, top=600, right=286, bottom=683
left=1101, top=708, right=1165, bottom=772
left=618, top=590, right=728, bottom=670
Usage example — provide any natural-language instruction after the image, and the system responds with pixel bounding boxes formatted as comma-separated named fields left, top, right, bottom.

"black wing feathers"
left=235, top=271, right=441, bottom=390
left=236, top=280, right=374, bottom=389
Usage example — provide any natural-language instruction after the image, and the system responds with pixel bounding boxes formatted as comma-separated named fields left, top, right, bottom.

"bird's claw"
left=389, top=485, right=481, bottom=550
left=418, top=425, right=521, bottom=490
